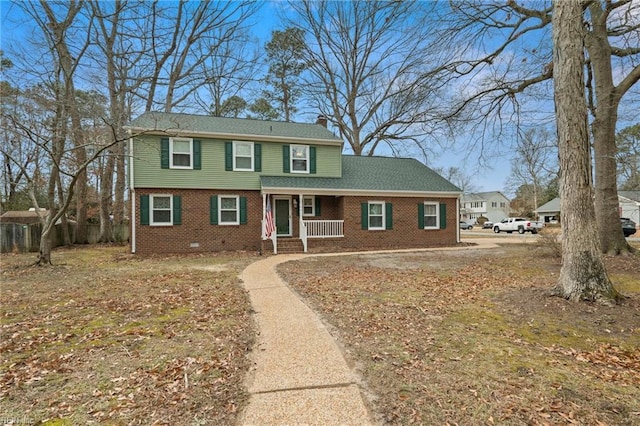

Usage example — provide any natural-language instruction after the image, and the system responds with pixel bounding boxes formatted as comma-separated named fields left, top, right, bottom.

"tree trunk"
left=37, top=224, right=53, bottom=265
left=585, top=2, right=631, bottom=255
left=551, top=0, right=618, bottom=304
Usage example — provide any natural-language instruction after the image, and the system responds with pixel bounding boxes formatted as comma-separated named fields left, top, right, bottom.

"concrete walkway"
left=237, top=238, right=525, bottom=425
left=239, top=254, right=373, bottom=425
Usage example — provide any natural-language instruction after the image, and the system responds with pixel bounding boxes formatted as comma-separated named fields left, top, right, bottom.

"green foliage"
left=248, top=97, right=278, bottom=121
left=217, top=95, right=247, bottom=118
left=263, top=27, right=307, bottom=121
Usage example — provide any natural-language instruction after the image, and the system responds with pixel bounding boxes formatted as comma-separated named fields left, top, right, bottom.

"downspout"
left=128, top=131, right=136, bottom=253
left=456, top=196, right=461, bottom=243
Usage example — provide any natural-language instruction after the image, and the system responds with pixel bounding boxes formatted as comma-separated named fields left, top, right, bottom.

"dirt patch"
left=1, top=245, right=257, bottom=425
left=278, top=244, right=640, bottom=425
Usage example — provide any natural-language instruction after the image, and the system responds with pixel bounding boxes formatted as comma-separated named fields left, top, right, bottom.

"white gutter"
left=128, top=132, right=136, bottom=254
left=260, top=186, right=462, bottom=198
left=123, top=127, right=343, bottom=147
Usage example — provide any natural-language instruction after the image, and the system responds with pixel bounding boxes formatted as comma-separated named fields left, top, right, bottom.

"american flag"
left=264, top=197, right=275, bottom=238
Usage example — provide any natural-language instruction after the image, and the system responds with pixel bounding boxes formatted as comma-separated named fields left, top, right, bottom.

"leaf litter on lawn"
left=1, top=245, right=258, bottom=425
left=277, top=244, right=640, bottom=425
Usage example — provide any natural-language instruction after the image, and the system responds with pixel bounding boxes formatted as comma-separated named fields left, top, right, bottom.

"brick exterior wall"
left=133, top=189, right=263, bottom=255
left=133, top=190, right=458, bottom=255
left=307, top=196, right=457, bottom=252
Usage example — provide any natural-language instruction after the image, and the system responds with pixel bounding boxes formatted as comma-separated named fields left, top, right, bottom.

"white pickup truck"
left=493, top=217, right=545, bottom=234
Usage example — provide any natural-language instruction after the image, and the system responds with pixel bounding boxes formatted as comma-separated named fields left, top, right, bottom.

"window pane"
left=303, top=197, right=313, bottom=207
left=236, top=143, right=251, bottom=156
left=369, top=204, right=382, bottom=215
left=221, top=211, right=237, bottom=222
left=153, top=210, right=171, bottom=223
left=370, top=216, right=383, bottom=228
left=173, top=153, right=190, bottom=166
left=292, top=145, right=307, bottom=159
left=292, top=159, right=307, bottom=171
left=153, top=197, right=170, bottom=209
left=235, top=157, right=252, bottom=169
left=424, top=204, right=436, bottom=215
left=220, top=197, right=237, bottom=209
left=173, top=140, right=190, bottom=153
left=425, top=216, right=437, bottom=227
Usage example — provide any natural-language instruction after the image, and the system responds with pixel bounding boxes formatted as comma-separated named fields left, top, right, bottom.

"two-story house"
left=126, top=112, right=462, bottom=255
left=460, top=191, right=511, bottom=224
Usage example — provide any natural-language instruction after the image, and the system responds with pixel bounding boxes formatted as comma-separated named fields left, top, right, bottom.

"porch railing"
left=303, top=220, right=344, bottom=238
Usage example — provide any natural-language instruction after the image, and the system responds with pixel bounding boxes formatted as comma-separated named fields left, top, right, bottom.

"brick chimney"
left=315, top=114, right=328, bottom=128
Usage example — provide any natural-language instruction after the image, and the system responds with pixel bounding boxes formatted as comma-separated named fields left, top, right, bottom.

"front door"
left=274, top=198, right=291, bottom=236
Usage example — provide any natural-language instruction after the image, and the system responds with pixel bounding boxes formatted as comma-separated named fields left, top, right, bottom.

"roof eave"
left=261, top=186, right=462, bottom=198
left=124, top=126, right=343, bottom=146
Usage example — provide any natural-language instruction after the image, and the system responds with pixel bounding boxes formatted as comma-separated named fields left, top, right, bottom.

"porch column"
left=262, top=193, right=266, bottom=239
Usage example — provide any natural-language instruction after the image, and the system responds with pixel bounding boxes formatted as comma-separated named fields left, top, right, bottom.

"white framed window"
left=303, top=196, right=315, bottom=216
left=219, top=195, right=239, bottom=225
left=170, top=137, right=193, bottom=169
left=151, top=195, right=172, bottom=226
left=233, top=141, right=254, bottom=171
left=423, top=202, right=439, bottom=229
left=290, top=144, right=309, bottom=173
left=368, top=201, right=385, bottom=230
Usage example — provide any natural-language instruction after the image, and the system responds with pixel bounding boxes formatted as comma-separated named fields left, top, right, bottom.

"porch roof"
left=261, top=155, right=462, bottom=197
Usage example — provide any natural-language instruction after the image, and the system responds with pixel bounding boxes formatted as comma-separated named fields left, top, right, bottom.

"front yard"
left=2, top=242, right=639, bottom=425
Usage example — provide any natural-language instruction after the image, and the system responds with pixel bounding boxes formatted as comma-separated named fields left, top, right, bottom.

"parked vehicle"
left=621, top=218, right=637, bottom=237
left=460, top=221, right=473, bottom=230
left=482, top=221, right=494, bottom=229
left=493, top=217, right=544, bottom=234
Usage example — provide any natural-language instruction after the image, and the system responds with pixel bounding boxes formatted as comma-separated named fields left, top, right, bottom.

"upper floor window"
left=291, top=145, right=309, bottom=173
left=233, top=141, right=254, bottom=171
left=151, top=194, right=172, bottom=226
left=170, top=137, right=193, bottom=169
left=500, top=202, right=506, bottom=207
left=423, top=202, right=439, bottom=229
left=491, top=201, right=497, bottom=208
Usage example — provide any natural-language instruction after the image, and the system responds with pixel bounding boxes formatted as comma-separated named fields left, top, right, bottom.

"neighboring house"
left=618, top=191, right=640, bottom=224
left=460, top=191, right=511, bottom=224
left=0, top=209, right=61, bottom=225
left=536, top=198, right=561, bottom=224
left=126, top=112, right=462, bottom=255
left=537, top=193, right=640, bottom=226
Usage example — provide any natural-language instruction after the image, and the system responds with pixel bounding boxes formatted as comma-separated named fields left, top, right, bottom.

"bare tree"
left=438, top=0, right=640, bottom=254
left=138, top=1, right=260, bottom=113
left=286, top=0, right=451, bottom=157
left=508, top=128, right=557, bottom=215
left=616, top=123, right=640, bottom=190
left=432, top=166, right=479, bottom=194
left=551, top=0, right=616, bottom=303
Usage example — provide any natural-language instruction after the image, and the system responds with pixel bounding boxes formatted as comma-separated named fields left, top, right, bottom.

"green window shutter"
left=210, top=195, right=218, bottom=225
left=193, top=140, right=201, bottom=170
left=361, top=203, right=368, bottom=230
left=172, top=195, right=182, bottom=225
left=315, top=196, right=321, bottom=216
left=310, top=146, right=317, bottom=174
left=418, top=203, right=425, bottom=228
left=254, top=143, right=262, bottom=172
left=140, top=195, right=149, bottom=225
left=225, top=142, right=232, bottom=171
left=385, top=202, right=393, bottom=230
left=439, top=203, right=447, bottom=229
left=283, top=145, right=290, bottom=173
left=240, top=197, right=248, bottom=224
left=161, top=138, right=169, bottom=169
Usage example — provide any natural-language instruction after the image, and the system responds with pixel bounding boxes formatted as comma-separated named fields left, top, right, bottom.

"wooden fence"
left=0, top=223, right=129, bottom=253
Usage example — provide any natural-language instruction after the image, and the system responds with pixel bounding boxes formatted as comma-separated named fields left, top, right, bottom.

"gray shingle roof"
left=127, top=112, right=342, bottom=144
left=536, top=197, right=561, bottom=213
left=261, top=156, right=461, bottom=195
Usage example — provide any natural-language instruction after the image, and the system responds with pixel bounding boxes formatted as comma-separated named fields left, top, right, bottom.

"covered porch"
left=261, top=193, right=345, bottom=254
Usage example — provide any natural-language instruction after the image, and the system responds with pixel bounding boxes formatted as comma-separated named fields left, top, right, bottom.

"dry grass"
left=1, top=245, right=257, bottom=425
left=278, top=244, right=640, bottom=425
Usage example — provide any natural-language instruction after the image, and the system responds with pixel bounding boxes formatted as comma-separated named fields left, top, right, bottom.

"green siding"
left=133, top=135, right=342, bottom=190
